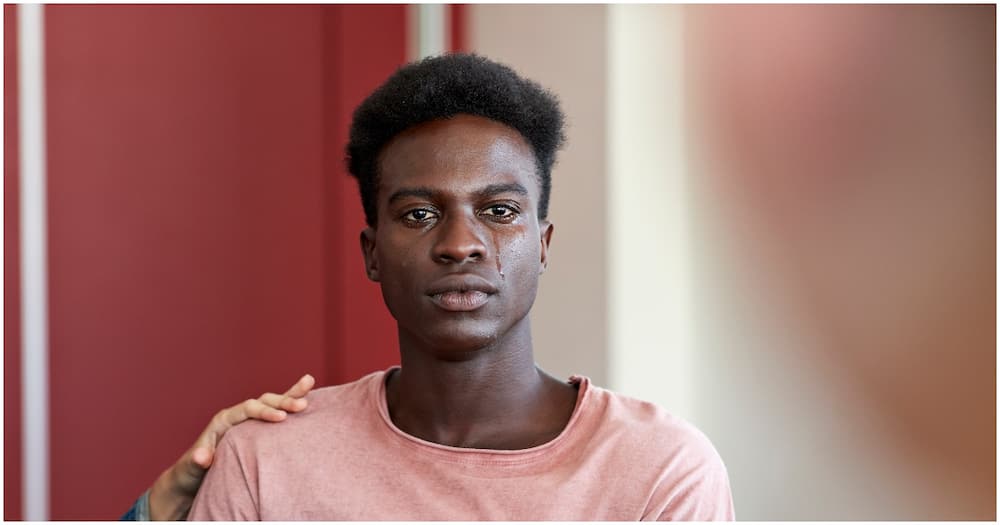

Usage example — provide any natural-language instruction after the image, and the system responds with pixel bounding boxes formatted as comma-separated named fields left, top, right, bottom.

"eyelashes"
left=399, top=203, right=521, bottom=227
left=403, top=208, right=436, bottom=223
left=480, top=204, right=518, bottom=222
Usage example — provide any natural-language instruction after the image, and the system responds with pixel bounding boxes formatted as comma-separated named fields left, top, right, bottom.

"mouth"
left=428, top=290, right=491, bottom=312
left=425, top=275, right=498, bottom=312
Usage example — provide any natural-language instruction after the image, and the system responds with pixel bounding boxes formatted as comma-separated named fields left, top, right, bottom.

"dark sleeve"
left=120, top=489, right=151, bottom=521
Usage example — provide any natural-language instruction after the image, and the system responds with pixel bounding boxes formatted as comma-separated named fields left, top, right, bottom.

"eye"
left=479, top=204, right=518, bottom=222
left=401, top=208, right=438, bottom=225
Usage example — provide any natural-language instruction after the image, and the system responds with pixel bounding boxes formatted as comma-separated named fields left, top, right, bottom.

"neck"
left=386, top=316, right=577, bottom=449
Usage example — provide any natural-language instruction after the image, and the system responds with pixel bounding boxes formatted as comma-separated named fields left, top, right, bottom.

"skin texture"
left=148, top=374, right=315, bottom=520
left=361, top=114, right=578, bottom=450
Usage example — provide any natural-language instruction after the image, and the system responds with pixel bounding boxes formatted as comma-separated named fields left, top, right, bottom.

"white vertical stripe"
left=18, top=3, right=49, bottom=521
left=406, top=4, right=421, bottom=62
left=417, top=4, right=447, bottom=59
left=607, top=5, right=695, bottom=421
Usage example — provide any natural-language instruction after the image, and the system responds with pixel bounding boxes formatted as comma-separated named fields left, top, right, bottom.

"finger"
left=241, top=398, right=288, bottom=423
left=283, top=374, right=315, bottom=399
left=190, top=398, right=287, bottom=460
left=219, top=399, right=286, bottom=429
left=258, top=392, right=307, bottom=413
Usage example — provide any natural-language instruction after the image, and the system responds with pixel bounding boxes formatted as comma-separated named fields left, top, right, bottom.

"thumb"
left=173, top=447, right=214, bottom=494
left=191, top=446, right=214, bottom=469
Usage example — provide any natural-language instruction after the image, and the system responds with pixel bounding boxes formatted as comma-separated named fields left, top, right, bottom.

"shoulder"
left=588, top=385, right=723, bottom=465
left=584, top=384, right=735, bottom=520
left=221, top=370, right=383, bottom=449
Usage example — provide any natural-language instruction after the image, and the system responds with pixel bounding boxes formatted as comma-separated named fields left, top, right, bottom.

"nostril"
left=435, top=249, right=485, bottom=265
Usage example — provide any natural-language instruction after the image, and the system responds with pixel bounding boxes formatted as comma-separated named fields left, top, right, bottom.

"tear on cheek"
left=490, top=230, right=505, bottom=279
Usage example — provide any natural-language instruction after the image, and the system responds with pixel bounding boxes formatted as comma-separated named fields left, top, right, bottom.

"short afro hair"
left=346, top=53, right=566, bottom=227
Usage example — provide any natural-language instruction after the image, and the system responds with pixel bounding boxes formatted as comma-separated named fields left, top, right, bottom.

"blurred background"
left=3, top=4, right=995, bottom=520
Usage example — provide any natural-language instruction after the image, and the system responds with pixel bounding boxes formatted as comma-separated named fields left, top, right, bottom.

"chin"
left=427, top=329, right=503, bottom=359
left=404, top=320, right=506, bottom=359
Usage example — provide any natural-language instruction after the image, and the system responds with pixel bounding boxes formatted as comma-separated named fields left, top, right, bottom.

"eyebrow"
left=387, top=187, right=435, bottom=204
left=472, top=183, right=529, bottom=200
left=387, top=183, right=529, bottom=205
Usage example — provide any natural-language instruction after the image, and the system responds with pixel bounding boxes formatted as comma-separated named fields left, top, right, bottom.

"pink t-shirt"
left=188, top=369, right=734, bottom=521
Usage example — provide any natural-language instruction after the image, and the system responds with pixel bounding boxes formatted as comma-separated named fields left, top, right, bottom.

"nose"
left=432, top=213, right=488, bottom=264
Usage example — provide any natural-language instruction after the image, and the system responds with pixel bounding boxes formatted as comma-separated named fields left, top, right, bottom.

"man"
left=188, top=53, right=734, bottom=520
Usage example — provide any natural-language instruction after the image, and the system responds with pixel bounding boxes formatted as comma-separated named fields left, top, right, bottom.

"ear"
left=360, top=227, right=380, bottom=282
left=539, top=221, right=554, bottom=275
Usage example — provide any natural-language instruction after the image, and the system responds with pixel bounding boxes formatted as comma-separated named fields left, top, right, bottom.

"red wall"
left=4, top=4, right=23, bottom=521
left=4, top=5, right=405, bottom=519
left=322, top=6, right=405, bottom=385
left=450, top=5, right=468, bottom=53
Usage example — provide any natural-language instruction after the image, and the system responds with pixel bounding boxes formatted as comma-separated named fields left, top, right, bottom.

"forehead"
left=377, top=115, right=539, bottom=198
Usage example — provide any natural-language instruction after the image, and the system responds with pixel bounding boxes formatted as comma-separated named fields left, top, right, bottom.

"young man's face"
left=361, top=114, right=553, bottom=357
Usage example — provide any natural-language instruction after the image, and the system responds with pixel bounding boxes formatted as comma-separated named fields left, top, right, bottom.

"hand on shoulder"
left=146, top=374, right=315, bottom=520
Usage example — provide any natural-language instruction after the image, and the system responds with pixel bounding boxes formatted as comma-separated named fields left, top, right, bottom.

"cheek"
left=374, top=241, right=420, bottom=320
left=499, top=226, right=542, bottom=281
left=375, top=237, right=419, bottom=289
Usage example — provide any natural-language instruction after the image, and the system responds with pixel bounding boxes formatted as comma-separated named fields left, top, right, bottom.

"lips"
left=426, top=275, right=498, bottom=312
left=429, top=290, right=490, bottom=311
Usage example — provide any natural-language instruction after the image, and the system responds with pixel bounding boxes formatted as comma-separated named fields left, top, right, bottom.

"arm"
left=123, top=374, right=315, bottom=521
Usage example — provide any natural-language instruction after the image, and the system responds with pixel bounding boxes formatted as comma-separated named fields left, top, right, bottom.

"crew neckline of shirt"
left=370, top=366, right=594, bottom=468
